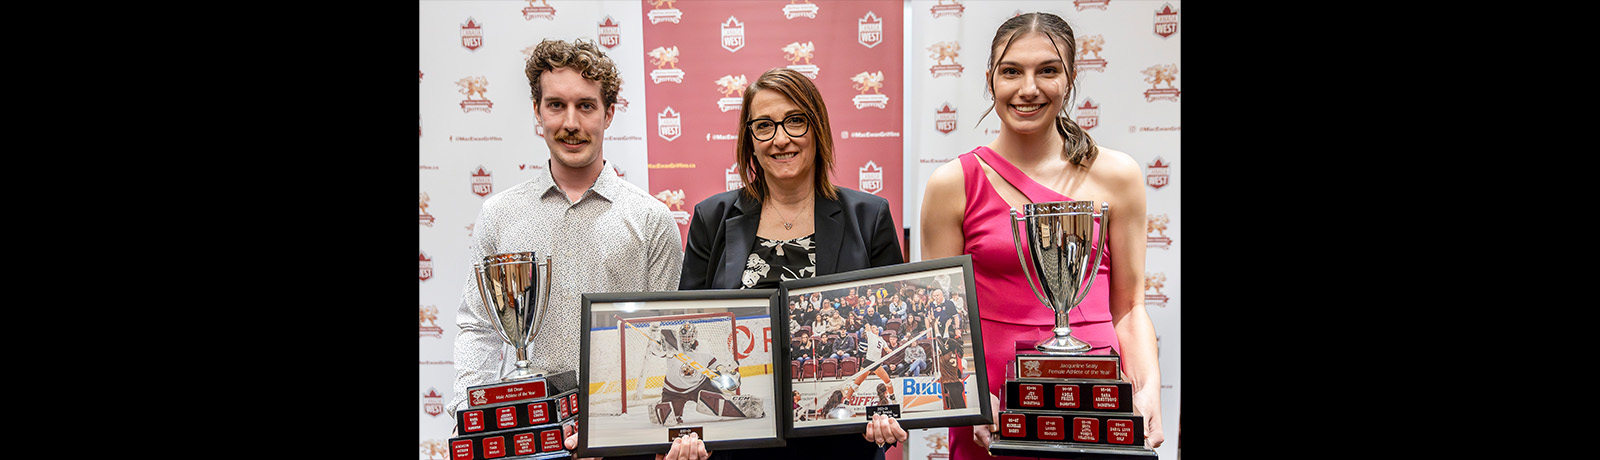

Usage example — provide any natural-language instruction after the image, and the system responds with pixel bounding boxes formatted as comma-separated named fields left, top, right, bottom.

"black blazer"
left=680, top=186, right=904, bottom=290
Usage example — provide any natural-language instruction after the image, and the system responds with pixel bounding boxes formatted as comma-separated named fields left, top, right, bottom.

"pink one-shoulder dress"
left=949, top=146, right=1119, bottom=460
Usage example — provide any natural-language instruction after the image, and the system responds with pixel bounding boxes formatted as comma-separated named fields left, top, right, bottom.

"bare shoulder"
left=1089, top=146, right=1142, bottom=188
left=925, top=155, right=966, bottom=190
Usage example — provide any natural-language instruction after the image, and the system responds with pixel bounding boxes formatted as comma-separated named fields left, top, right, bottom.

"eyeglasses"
left=747, top=113, right=810, bottom=142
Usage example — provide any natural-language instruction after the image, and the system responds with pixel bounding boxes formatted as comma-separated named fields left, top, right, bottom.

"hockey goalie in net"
left=646, top=322, right=767, bottom=427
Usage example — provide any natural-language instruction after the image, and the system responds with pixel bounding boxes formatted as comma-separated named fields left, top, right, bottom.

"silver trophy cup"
left=1009, top=201, right=1109, bottom=355
left=473, top=252, right=554, bottom=381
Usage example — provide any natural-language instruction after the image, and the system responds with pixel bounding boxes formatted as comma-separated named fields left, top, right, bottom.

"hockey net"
left=588, top=312, right=739, bottom=416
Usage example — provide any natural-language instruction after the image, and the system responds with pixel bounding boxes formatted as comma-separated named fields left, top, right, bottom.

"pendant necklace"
left=773, top=196, right=812, bottom=231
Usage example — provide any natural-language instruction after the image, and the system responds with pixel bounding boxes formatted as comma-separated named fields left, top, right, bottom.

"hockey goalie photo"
left=578, top=290, right=784, bottom=456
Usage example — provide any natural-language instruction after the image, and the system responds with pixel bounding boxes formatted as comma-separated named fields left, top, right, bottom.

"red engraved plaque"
left=559, top=394, right=571, bottom=419
left=496, top=406, right=518, bottom=429
left=452, top=439, right=474, bottom=460
left=528, top=401, right=550, bottom=424
left=1106, top=419, right=1136, bottom=445
left=540, top=428, right=564, bottom=452
left=1037, top=416, right=1065, bottom=441
left=1073, top=417, right=1099, bottom=443
left=514, top=433, right=538, bottom=455
left=1093, top=385, right=1120, bottom=410
left=473, top=380, right=549, bottom=407
left=1055, top=384, right=1079, bottom=409
left=1016, top=356, right=1119, bottom=379
left=568, top=393, right=580, bottom=416
left=484, top=435, right=506, bottom=458
left=1018, top=384, right=1045, bottom=408
left=463, top=410, right=486, bottom=433
left=1000, top=413, right=1027, bottom=438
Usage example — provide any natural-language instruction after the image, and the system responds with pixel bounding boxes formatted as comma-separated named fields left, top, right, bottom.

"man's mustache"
left=553, top=132, right=590, bottom=144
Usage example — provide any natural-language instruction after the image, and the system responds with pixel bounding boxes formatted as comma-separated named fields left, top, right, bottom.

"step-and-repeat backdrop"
left=420, top=1, right=1178, bottom=458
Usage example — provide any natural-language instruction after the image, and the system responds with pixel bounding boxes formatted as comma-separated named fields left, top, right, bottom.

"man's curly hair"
left=524, top=39, right=622, bottom=109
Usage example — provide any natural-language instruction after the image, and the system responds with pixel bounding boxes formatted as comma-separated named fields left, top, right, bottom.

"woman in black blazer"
left=679, top=185, right=903, bottom=290
left=673, top=68, right=906, bottom=460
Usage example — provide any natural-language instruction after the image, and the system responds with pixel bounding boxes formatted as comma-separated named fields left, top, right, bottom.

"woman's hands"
left=970, top=393, right=1002, bottom=449
left=863, top=413, right=909, bottom=447
left=1133, top=385, right=1163, bottom=449
left=655, top=432, right=710, bottom=460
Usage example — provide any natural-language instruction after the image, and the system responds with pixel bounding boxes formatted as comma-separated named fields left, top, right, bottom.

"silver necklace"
left=772, top=197, right=812, bottom=230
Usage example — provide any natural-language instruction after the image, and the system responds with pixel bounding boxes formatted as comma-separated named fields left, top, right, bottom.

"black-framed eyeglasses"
left=747, top=113, right=810, bottom=142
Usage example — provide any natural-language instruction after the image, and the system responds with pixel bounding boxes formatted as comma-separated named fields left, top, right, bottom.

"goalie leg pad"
left=694, top=390, right=766, bottom=418
left=650, top=402, right=672, bottom=425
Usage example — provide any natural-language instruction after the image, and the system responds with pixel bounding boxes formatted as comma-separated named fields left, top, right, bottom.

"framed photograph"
left=777, top=255, right=989, bottom=438
left=577, top=289, right=786, bottom=457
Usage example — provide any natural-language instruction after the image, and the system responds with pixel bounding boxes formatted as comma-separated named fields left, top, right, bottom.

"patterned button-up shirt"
left=449, top=161, right=683, bottom=417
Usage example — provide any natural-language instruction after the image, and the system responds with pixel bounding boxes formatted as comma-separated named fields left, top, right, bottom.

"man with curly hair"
left=449, top=39, right=683, bottom=456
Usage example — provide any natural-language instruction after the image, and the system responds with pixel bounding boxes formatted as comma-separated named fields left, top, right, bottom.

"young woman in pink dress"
left=918, top=12, right=1165, bottom=458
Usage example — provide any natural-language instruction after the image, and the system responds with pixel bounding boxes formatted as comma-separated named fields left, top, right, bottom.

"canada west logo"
left=721, top=16, right=745, bottom=52
left=858, top=161, right=883, bottom=195
left=1154, top=4, right=1179, bottom=38
left=934, top=103, right=958, bottom=135
left=657, top=107, right=682, bottom=141
left=1145, top=157, right=1170, bottom=190
left=460, top=18, right=483, bottom=51
left=598, top=16, right=621, bottom=49
left=858, top=11, right=882, bottom=48
left=1074, top=99, right=1099, bottom=130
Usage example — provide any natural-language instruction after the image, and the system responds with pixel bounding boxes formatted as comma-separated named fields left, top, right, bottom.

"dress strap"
left=972, top=147, right=1069, bottom=204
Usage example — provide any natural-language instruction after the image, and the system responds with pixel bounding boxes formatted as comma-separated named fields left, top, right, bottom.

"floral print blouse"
left=741, top=234, right=816, bottom=289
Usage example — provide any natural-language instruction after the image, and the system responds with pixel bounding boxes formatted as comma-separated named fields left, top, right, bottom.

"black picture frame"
left=577, top=289, right=786, bottom=457
left=776, top=255, right=990, bottom=438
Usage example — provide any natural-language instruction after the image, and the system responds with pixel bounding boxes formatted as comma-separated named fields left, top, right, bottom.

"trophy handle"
left=474, top=262, right=517, bottom=349
left=1072, top=203, right=1111, bottom=307
left=472, top=263, right=499, bottom=332
left=533, top=255, right=553, bottom=338
left=1009, top=208, right=1054, bottom=309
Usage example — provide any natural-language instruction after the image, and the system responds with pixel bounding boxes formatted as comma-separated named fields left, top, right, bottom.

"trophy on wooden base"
left=990, top=201, right=1155, bottom=459
left=447, top=251, right=581, bottom=460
